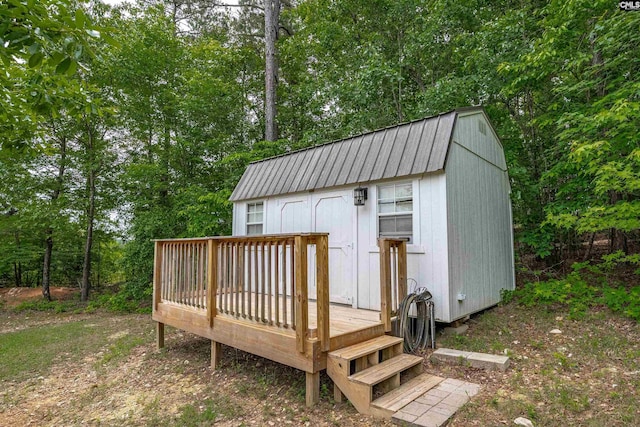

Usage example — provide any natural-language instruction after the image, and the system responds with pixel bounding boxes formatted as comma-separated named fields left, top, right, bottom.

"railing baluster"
left=282, top=241, right=288, bottom=328
left=228, top=242, right=233, bottom=315
left=227, top=242, right=232, bottom=314
left=290, top=239, right=295, bottom=330
left=166, top=244, right=171, bottom=302
left=197, top=243, right=201, bottom=307
left=175, top=243, right=179, bottom=303
left=186, top=243, right=190, bottom=305
left=176, top=244, right=182, bottom=304
left=239, top=243, right=243, bottom=316
left=253, top=241, right=258, bottom=320
left=220, top=243, right=233, bottom=314
left=218, top=242, right=224, bottom=313
left=266, top=241, right=272, bottom=325
left=171, top=244, right=175, bottom=303
left=160, top=243, right=165, bottom=302
left=181, top=243, right=185, bottom=303
left=182, top=243, right=187, bottom=305
left=184, top=243, right=188, bottom=305
left=253, top=242, right=256, bottom=318
left=392, top=246, right=397, bottom=312
left=246, top=242, right=253, bottom=319
left=167, top=244, right=172, bottom=302
left=260, top=242, right=269, bottom=323
left=201, top=242, right=206, bottom=309
left=202, top=242, right=207, bottom=309
left=275, top=240, right=280, bottom=327
left=194, top=243, right=198, bottom=307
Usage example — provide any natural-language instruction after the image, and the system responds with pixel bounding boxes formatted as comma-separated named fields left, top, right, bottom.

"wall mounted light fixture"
left=353, top=186, right=368, bottom=206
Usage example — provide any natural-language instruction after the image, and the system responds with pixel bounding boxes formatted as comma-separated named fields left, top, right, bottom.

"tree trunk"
left=14, top=232, right=22, bottom=287
left=42, top=135, right=67, bottom=301
left=14, top=262, right=22, bottom=287
left=608, top=191, right=628, bottom=253
left=81, top=183, right=95, bottom=301
left=42, top=233, right=53, bottom=301
left=264, top=0, right=280, bottom=141
left=81, top=128, right=97, bottom=302
left=159, top=124, right=171, bottom=204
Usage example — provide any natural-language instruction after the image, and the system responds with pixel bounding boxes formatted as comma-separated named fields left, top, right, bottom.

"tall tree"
left=41, top=119, right=70, bottom=300
left=264, top=0, right=280, bottom=141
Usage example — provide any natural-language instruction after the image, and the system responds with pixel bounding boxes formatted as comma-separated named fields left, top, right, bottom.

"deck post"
left=294, top=235, right=308, bottom=353
left=210, top=340, right=221, bottom=369
left=156, top=322, right=165, bottom=349
left=207, top=239, right=217, bottom=327
left=153, top=241, right=163, bottom=311
left=333, top=382, right=344, bottom=403
left=379, top=239, right=392, bottom=332
left=315, top=234, right=330, bottom=352
left=397, top=240, right=407, bottom=304
left=305, top=371, right=320, bottom=407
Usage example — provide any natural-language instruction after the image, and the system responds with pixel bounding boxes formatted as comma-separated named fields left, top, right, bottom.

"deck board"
left=173, top=291, right=381, bottom=339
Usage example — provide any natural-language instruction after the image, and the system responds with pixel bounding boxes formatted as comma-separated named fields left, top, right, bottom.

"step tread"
left=329, top=335, right=403, bottom=362
left=371, top=373, right=444, bottom=412
left=348, top=354, right=423, bottom=386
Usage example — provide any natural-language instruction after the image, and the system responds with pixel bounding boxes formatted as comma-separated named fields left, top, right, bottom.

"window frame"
left=246, top=201, right=264, bottom=236
left=377, top=182, right=414, bottom=243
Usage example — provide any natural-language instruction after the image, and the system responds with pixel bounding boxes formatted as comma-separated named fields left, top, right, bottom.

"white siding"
left=356, top=175, right=449, bottom=321
left=446, top=112, right=515, bottom=321
left=418, top=173, right=450, bottom=322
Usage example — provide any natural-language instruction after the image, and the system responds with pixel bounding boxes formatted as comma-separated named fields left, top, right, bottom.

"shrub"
left=516, top=252, right=640, bottom=321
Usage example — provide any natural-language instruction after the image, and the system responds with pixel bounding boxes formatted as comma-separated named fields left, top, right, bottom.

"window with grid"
left=246, top=202, right=264, bottom=235
left=377, top=183, right=413, bottom=243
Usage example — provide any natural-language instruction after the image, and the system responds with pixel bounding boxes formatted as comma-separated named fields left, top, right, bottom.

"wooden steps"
left=349, top=353, right=423, bottom=386
left=371, top=373, right=444, bottom=417
left=330, top=335, right=401, bottom=361
left=327, top=334, right=444, bottom=420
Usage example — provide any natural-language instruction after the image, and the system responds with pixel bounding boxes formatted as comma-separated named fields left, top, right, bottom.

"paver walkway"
left=391, top=378, right=480, bottom=427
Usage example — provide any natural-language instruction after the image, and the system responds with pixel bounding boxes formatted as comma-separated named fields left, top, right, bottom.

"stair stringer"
left=327, top=356, right=375, bottom=415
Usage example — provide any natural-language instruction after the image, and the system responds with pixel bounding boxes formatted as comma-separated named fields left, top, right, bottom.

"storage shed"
left=230, top=107, right=515, bottom=323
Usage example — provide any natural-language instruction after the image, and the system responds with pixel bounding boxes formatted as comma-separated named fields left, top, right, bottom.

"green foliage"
left=2, top=0, right=640, bottom=304
left=13, top=299, right=79, bottom=313
left=499, top=288, right=515, bottom=305
left=516, top=252, right=640, bottom=321
left=86, top=286, right=152, bottom=313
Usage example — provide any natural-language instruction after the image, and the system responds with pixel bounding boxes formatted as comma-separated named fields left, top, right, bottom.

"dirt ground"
left=1, top=288, right=639, bottom=426
left=0, top=286, right=78, bottom=308
left=0, top=288, right=391, bottom=427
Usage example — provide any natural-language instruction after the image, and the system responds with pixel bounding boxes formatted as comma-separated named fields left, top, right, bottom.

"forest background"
left=1, top=0, right=638, bottom=316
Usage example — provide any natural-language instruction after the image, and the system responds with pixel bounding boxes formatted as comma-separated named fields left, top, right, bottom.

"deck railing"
left=378, top=238, right=408, bottom=332
left=153, top=234, right=330, bottom=353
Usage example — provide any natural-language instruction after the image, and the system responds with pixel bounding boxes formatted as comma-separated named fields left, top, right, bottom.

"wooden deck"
left=213, top=292, right=381, bottom=337
left=152, top=233, right=406, bottom=407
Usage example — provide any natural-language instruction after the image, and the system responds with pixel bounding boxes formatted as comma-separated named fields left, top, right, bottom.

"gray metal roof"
left=230, top=109, right=468, bottom=202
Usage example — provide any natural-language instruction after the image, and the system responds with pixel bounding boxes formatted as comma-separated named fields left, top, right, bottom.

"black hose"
left=394, top=287, right=435, bottom=352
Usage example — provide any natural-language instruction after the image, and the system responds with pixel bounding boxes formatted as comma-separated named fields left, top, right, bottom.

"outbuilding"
left=230, top=107, right=515, bottom=323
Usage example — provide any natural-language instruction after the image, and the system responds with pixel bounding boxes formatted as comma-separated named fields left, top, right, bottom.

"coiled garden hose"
left=393, top=287, right=436, bottom=352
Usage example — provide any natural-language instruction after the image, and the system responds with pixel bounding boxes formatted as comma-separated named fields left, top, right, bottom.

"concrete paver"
left=391, top=378, right=480, bottom=427
left=431, top=347, right=510, bottom=371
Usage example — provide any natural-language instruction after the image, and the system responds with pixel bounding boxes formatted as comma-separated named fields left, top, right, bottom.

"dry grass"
left=0, top=297, right=638, bottom=426
left=430, top=304, right=640, bottom=426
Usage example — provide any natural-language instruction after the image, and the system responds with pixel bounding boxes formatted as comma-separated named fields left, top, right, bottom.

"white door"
left=312, top=192, right=354, bottom=305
